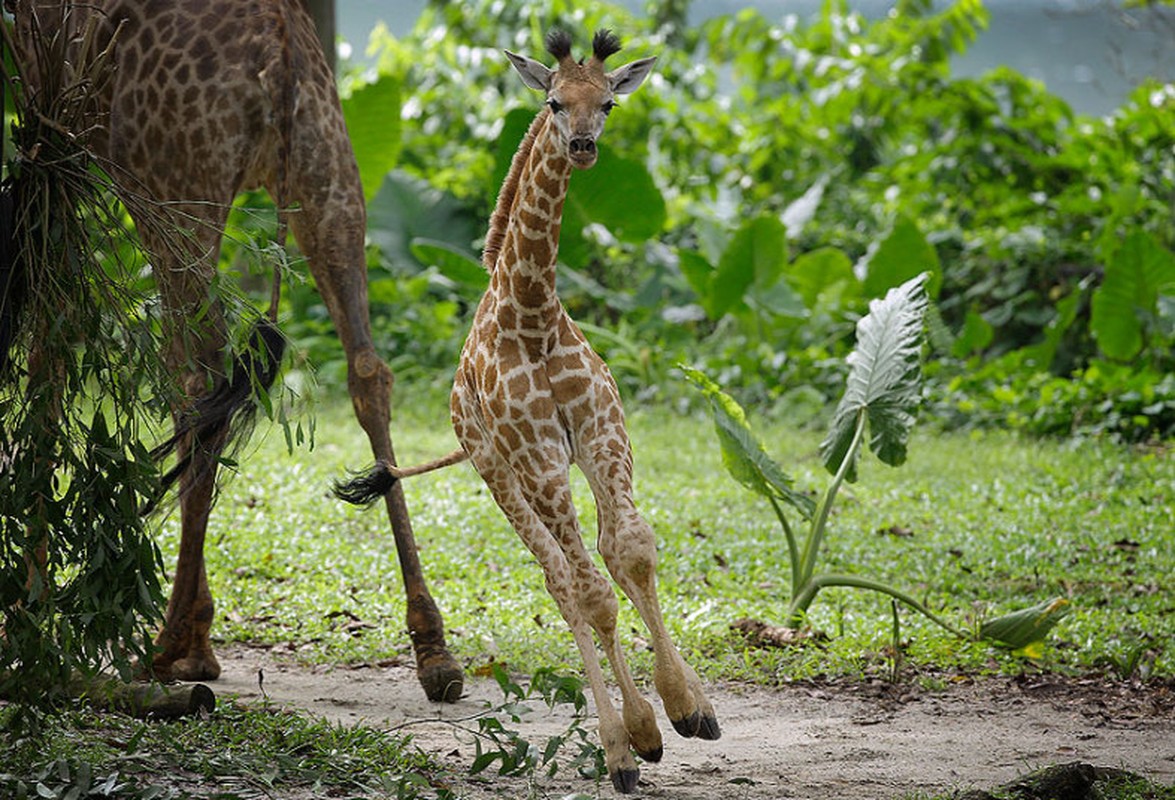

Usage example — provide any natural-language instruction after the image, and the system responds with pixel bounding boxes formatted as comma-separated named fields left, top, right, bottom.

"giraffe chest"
left=460, top=297, right=614, bottom=438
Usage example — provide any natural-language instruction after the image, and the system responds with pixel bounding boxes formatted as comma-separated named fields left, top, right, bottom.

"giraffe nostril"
left=570, top=137, right=596, bottom=155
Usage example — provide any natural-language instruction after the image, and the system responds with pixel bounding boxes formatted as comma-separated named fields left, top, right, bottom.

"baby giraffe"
left=337, top=29, right=719, bottom=793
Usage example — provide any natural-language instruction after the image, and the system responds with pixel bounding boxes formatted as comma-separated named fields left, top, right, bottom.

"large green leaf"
left=562, top=145, right=667, bottom=267
left=677, top=248, right=716, bottom=312
left=821, top=273, right=929, bottom=481
left=366, top=170, right=479, bottom=269
left=681, top=366, right=815, bottom=520
left=786, top=246, right=860, bottom=310
left=862, top=215, right=941, bottom=300
left=1090, top=230, right=1175, bottom=360
left=951, top=308, right=994, bottom=358
left=409, top=238, right=489, bottom=291
left=979, top=597, right=1070, bottom=657
left=675, top=218, right=792, bottom=320
left=341, top=74, right=402, bottom=203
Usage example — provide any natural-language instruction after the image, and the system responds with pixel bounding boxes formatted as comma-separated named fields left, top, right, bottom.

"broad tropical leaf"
left=821, top=273, right=929, bottom=480
left=410, top=238, right=489, bottom=291
left=979, top=597, right=1070, bottom=656
left=787, top=246, right=860, bottom=310
left=562, top=145, right=667, bottom=267
left=682, top=366, right=815, bottom=519
left=709, top=215, right=788, bottom=318
left=366, top=170, right=479, bottom=269
left=861, top=215, right=941, bottom=300
left=341, top=73, right=402, bottom=202
left=951, top=308, right=994, bottom=358
left=1090, top=230, right=1175, bottom=360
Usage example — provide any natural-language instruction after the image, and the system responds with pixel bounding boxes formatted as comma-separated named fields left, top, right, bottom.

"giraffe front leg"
left=599, top=505, right=721, bottom=741
left=567, top=556, right=664, bottom=763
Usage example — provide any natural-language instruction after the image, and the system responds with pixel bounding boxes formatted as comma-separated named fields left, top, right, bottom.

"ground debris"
left=953, top=762, right=1157, bottom=800
left=730, top=617, right=827, bottom=648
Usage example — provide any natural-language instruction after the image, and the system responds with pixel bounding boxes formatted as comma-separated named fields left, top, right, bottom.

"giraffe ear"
left=607, top=56, right=657, bottom=95
left=505, top=50, right=554, bottom=92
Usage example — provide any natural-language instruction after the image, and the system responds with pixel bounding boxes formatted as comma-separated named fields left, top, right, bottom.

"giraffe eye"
left=602, top=100, right=616, bottom=115
left=547, top=98, right=564, bottom=114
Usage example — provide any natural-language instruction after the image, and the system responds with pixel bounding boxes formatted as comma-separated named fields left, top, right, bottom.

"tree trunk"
left=298, top=0, right=336, bottom=75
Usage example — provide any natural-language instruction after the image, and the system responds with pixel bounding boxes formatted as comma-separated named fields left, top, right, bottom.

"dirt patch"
left=214, top=645, right=1175, bottom=799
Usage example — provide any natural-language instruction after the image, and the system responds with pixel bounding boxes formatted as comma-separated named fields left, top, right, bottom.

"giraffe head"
left=505, top=29, right=656, bottom=170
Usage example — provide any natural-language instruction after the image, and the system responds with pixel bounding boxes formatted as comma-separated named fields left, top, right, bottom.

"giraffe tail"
left=333, top=448, right=469, bottom=507
left=141, top=317, right=286, bottom=515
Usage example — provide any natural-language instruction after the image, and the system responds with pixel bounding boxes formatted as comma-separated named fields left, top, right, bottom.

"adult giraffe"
left=337, top=29, right=721, bottom=793
left=4, top=0, right=463, bottom=702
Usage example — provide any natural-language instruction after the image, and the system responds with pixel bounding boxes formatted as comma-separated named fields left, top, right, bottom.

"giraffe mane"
left=482, top=107, right=550, bottom=271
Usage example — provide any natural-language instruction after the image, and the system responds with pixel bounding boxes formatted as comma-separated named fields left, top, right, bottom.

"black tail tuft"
left=333, top=462, right=398, bottom=507
left=143, top=317, right=286, bottom=514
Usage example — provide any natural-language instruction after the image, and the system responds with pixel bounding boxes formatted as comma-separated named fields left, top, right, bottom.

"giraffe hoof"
left=149, top=652, right=221, bottom=683
left=698, top=712, right=722, bottom=740
left=418, top=655, right=464, bottom=703
left=610, top=766, right=641, bottom=794
left=636, top=744, right=663, bottom=763
left=671, top=710, right=701, bottom=738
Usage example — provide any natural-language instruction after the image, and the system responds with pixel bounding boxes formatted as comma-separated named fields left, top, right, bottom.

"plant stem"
left=769, top=494, right=801, bottom=595
left=795, top=409, right=867, bottom=603
left=789, top=573, right=969, bottom=639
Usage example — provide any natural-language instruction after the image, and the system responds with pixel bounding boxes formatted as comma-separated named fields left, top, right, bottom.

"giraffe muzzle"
left=568, top=137, right=598, bottom=167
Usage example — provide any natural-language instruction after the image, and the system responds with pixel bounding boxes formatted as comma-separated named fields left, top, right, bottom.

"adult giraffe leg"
left=287, top=208, right=462, bottom=703
left=142, top=219, right=230, bottom=682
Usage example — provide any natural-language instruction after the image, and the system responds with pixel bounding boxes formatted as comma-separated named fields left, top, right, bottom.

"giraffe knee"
left=353, top=347, right=388, bottom=382
left=602, top=515, right=658, bottom=584
left=579, top=575, right=619, bottom=634
left=348, top=348, right=393, bottom=417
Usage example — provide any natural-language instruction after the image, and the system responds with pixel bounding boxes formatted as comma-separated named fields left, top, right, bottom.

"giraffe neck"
left=491, top=110, right=572, bottom=322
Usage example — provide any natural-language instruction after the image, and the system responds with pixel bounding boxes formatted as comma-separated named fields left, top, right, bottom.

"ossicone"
left=545, top=29, right=573, bottom=61
left=592, top=29, right=622, bottom=63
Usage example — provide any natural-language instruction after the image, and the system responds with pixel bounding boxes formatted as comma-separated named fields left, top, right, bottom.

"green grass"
left=161, top=391, right=1175, bottom=685
left=0, top=700, right=437, bottom=799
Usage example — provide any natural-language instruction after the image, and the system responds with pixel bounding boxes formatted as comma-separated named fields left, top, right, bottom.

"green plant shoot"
left=685, top=273, right=1068, bottom=654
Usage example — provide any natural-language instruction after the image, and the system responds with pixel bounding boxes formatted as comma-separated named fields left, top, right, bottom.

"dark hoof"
left=149, top=653, right=221, bottom=683
left=698, top=713, right=721, bottom=740
left=419, top=657, right=464, bottom=703
left=636, top=744, right=664, bottom=763
left=671, top=710, right=701, bottom=738
left=610, top=766, right=641, bottom=794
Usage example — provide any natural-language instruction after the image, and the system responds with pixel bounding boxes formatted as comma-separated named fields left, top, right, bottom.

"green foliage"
left=327, top=0, right=1175, bottom=436
left=341, top=72, right=402, bottom=202
left=1090, top=230, right=1175, bottom=361
left=464, top=665, right=604, bottom=783
left=688, top=275, right=1068, bottom=657
left=1, top=22, right=172, bottom=710
left=0, top=701, right=436, bottom=799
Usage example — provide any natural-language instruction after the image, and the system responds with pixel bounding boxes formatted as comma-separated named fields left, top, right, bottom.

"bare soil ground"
left=215, top=645, right=1175, bottom=800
